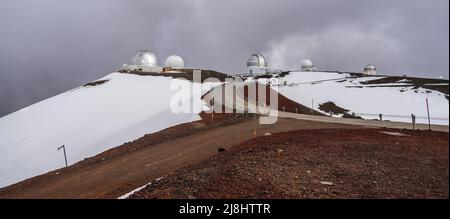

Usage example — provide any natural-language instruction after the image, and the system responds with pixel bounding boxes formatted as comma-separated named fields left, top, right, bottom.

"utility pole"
left=57, top=145, right=68, bottom=167
left=426, top=98, right=431, bottom=131
left=411, top=114, right=416, bottom=130
left=311, top=99, right=314, bottom=115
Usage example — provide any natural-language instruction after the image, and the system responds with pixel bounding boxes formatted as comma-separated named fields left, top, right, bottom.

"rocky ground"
left=131, top=128, right=449, bottom=199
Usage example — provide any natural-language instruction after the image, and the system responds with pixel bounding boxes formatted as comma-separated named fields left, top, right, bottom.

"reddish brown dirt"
left=0, top=116, right=358, bottom=199
left=131, top=128, right=449, bottom=199
left=202, top=83, right=325, bottom=116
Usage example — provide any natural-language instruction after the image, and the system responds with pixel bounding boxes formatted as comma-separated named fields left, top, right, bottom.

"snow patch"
left=261, top=72, right=449, bottom=125
left=379, top=131, right=409, bottom=137
left=0, top=73, right=217, bottom=188
left=117, top=176, right=164, bottom=199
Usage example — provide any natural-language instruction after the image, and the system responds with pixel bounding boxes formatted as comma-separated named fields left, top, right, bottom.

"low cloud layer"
left=0, top=0, right=448, bottom=117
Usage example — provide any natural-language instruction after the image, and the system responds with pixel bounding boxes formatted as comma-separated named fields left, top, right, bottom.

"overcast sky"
left=0, top=0, right=448, bottom=117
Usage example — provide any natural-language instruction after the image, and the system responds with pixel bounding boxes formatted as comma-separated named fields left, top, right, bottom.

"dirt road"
left=277, top=112, right=449, bottom=132
left=0, top=117, right=358, bottom=199
left=208, top=82, right=449, bottom=132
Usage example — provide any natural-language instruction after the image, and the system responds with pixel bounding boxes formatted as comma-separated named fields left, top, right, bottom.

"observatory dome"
left=301, top=59, right=317, bottom=71
left=364, top=64, right=376, bottom=71
left=132, top=50, right=158, bottom=66
left=247, top=54, right=268, bottom=67
left=363, top=64, right=377, bottom=75
left=165, top=55, right=185, bottom=68
left=301, top=59, right=313, bottom=67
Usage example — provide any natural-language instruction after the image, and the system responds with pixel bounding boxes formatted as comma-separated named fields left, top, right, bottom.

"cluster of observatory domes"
left=121, top=50, right=186, bottom=73
left=121, top=49, right=376, bottom=75
left=131, top=50, right=185, bottom=68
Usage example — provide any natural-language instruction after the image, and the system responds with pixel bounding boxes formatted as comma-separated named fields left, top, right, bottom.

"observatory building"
left=121, top=50, right=188, bottom=73
left=301, top=59, right=318, bottom=72
left=165, top=55, right=185, bottom=68
left=247, top=53, right=270, bottom=75
left=363, top=64, right=377, bottom=75
left=121, top=50, right=163, bottom=73
left=163, top=55, right=186, bottom=73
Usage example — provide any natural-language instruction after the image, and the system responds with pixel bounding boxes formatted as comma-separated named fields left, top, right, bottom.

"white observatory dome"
left=363, top=64, right=377, bottom=75
left=301, top=59, right=317, bottom=71
left=132, top=50, right=158, bottom=66
left=165, top=55, right=185, bottom=68
left=301, top=59, right=313, bottom=67
left=247, top=54, right=268, bottom=67
left=364, top=64, right=376, bottom=71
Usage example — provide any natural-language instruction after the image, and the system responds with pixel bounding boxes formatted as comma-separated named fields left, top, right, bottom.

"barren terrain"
left=131, top=128, right=449, bottom=199
left=0, top=116, right=358, bottom=198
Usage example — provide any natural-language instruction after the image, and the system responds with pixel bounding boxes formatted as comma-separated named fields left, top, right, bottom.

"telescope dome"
left=247, top=54, right=268, bottom=67
left=301, top=59, right=313, bottom=67
left=165, top=55, right=185, bottom=68
left=364, top=64, right=376, bottom=71
left=132, top=50, right=157, bottom=66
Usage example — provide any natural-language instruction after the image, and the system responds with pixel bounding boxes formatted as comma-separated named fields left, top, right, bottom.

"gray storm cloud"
left=0, top=0, right=448, bottom=117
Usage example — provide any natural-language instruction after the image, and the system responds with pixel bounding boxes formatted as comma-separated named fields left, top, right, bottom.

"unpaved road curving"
left=0, top=117, right=359, bottom=199
left=208, top=82, right=449, bottom=132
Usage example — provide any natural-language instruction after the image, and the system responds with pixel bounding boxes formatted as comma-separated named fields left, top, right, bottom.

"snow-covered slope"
left=0, top=72, right=213, bottom=188
left=259, top=71, right=449, bottom=125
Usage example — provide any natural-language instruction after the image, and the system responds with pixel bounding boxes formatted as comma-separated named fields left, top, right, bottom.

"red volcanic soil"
left=200, top=82, right=325, bottom=126
left=131, top=128, right=449, bottom=199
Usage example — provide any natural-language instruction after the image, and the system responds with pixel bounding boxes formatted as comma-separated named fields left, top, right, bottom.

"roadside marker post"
left=211, top=96, right=214, bottom=127
left=426, top=98, right=431, bottom=131
left=411, top=114, right=416, bottom=130
left=57, top=145, right=68, bottom=167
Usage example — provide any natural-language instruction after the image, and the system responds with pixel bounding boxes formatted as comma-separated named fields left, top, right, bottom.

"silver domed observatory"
left=132, top=50, right=157, bottom=66
left=121, top=50, right=163, bottom=73
left=247, top=53, right=270, bottom=75
left=363, top=64, right=377, bottom=75
left=247, top=54, right=268, bottom=67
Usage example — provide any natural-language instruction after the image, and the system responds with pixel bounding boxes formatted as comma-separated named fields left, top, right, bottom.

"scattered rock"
left=264, top=133, right=272, bottom=136
left=320, top=181, right=333, bottom=186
